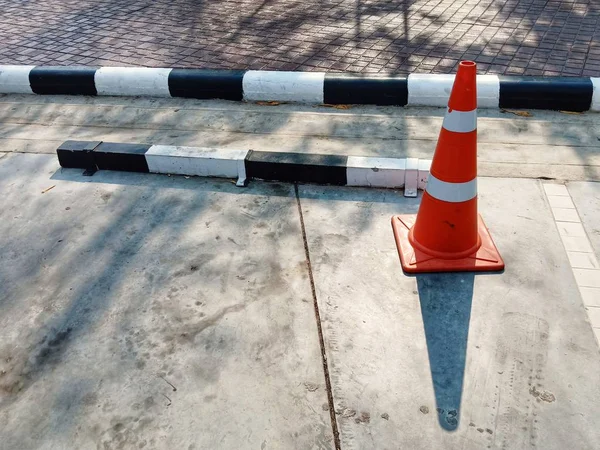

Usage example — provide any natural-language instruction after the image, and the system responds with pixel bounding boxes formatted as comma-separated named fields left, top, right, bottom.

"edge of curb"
left=0, top=65, right=598, bottom=112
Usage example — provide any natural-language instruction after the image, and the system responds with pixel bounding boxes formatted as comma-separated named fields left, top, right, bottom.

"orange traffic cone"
left=391, top=61, right=504, bottom=273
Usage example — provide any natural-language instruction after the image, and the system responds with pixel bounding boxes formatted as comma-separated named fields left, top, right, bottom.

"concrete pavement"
left=1, top=94, right=599, bottom=449
left=0, top=153, right=332, bottom=449
left=300, top=179, right=600, bottom=449
left=0, top=150, right=599, bottom=449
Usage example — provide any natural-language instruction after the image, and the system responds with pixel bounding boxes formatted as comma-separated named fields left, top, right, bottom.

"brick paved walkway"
left=0, top=0, right=598, bottom=76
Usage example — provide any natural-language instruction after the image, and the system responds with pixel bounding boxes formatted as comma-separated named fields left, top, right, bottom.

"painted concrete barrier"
left=56, top=140, right=431, bottom=196
left=0, top=65, right=598, bottom=112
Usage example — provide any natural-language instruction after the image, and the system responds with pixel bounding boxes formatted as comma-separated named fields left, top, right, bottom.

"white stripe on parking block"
left=145, top=145, right=248, bottom=179
left=346, top=156, right=406, bottom=188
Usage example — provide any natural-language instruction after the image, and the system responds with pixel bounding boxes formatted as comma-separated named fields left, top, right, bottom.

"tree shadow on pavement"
left=0, top=154, right=307, bottom=448
left=1, top=0, right=597, bottom=76
left=13, top=0, right=600, bottom=76
left=416, top=272, right=475, bottom=431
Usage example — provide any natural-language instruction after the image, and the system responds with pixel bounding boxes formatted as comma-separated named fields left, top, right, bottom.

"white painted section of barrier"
left=477, top=75, right=501, bottom=109
left=346, top=156, right=406, bottom=188
left=0, top=65, right=34, bottom=94
left=95, top=67, right=172, bottom=97
left=146, top=145, right=247, bottom=179
left=404, top=157, right=419, bottom=197
left=407, top=74, right=500, bottom=108
left=408, top=74, right=453, bottom=107
left=243, top=71, right=325, bottom=103
left=426, top=174, right=477, bottom=202
left=418, top=159, right=431, bottom=190
left=591, top=78, right=600, bottom=112
left=442, top=109, right=477, bottom=132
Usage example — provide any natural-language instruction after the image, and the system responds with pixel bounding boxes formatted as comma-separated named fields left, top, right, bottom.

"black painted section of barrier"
left=499, top=76, right=593, bottom=112
left=324, top=74, right=409, bottom=106
left=246, top=151, right=348, bottom=185
left=29, top=66, right=98, bottom=95
left=168, top=69, right=245, bottom=101
left=57, top=141, right=101, bottom=169
left=93, top=142, right=151, bottom=172
left=56, top=141, right=150, bottom=173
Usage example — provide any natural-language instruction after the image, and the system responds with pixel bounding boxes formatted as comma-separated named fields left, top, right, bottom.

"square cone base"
left=391, top=214, right=505, bottom=274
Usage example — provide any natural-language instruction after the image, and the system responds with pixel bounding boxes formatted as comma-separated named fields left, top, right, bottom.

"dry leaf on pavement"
left=501, top=109, right=533, bottom=117
left=322, top=104, right=352, bottom=109
left=256, top=101, right=281, bottom=106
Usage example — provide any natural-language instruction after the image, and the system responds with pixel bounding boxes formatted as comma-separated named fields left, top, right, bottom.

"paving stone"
left=0, top=0, right=597, bottom=74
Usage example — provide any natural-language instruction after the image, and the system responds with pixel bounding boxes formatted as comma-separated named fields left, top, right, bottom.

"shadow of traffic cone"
left=391, top=61, right=504, bottom=273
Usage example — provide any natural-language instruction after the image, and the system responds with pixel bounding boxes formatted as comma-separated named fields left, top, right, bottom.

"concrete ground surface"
left=0, top=0, right=599, bottom=76
left=1, top=95, right=600, bottom=449
left=0, top=153, right=333, bottom=450
left=301, top=179, right=600, bottom=449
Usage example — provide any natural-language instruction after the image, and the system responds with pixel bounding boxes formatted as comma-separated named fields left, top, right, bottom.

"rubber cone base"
left=391, top=214, right=505, bottom=273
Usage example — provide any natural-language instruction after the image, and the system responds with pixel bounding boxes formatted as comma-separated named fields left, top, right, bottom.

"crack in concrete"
left=294, top=183, right=341, bottom=450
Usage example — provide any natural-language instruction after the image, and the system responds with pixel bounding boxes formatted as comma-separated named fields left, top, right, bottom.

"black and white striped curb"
left=57, top=140, right=431, bottom=197
left=1, top=65, right=599, bottom=111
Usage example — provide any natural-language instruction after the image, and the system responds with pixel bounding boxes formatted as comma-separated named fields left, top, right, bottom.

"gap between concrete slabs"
left=297, top=178, right=600, bottom=449
left=295, top=184, right=342, bottom=450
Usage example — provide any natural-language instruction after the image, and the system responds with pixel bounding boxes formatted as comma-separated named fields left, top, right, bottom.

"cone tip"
left=448, top=60, right=477, bottom=110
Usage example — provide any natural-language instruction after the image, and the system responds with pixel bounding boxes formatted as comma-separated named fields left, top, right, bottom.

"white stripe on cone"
left=426, top=174, right=477, bottom=203
left=442, top=109, right=477, bottom=133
